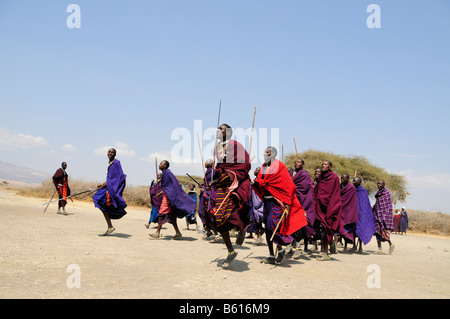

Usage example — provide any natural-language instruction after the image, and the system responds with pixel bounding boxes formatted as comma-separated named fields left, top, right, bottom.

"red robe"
left=314, top=170, right=342, bottom=242
left=213, top=139, right=251, bottom=231
left=253, top=159, right=307, bottom=236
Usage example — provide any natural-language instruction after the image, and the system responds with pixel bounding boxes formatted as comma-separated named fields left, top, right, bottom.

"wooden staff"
left=213, top=190, right=232, bottom=216
left=211, top=99, right=221, bottom=177
left=248, top=106, right=257, bottom=160
left=270, top=204, right=289, bottom=242
left=155, top=156, right=158, bottom=182
left=197, top=133, right=206, bottom=178
left=209, top=99, right=222, bottom=207
left=42, top=190, right=57, bottom=213
left=293, top=137, right=299, bottom=159
left=354, top=169, right=358, bottom=178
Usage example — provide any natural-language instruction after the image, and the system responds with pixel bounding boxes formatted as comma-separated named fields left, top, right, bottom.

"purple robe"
left=400, top=211, right=409, bottom=232
left=338, top=182, right=359, bottom=241
left=149, top=180, right=163, bottom=211
left=200, top=167, right=217, bottom=213
left=314, top=170, right=342, bottom=242
left=290, top=169, right=315, bottom=238
left=160, top=168, right=196, bottom=219
left=355, top=185, right=376, bottom=245
left=213, top=139, right=251, bottom=232
left=149, top=180, right=162, bottom=223
left=93, top=159, right=127, bottom=219
left=247, top=187, right=264, bottom=233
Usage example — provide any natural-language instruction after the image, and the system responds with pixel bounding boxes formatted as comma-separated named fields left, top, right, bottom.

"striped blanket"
left=373, top=187, right=393, bottom=233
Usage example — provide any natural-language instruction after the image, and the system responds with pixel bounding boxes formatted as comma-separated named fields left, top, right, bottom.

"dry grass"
left=15, top=176, right=203, bottom=208
left=407, top=209, right=450, bottom=237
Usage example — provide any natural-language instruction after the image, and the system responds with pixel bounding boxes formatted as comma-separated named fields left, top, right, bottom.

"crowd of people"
left=52, top=123, right=406, bottom=269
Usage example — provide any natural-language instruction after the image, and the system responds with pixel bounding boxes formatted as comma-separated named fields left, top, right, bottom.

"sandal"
left=261, top=256, right=276, bottom=264
left=235, top=232, right=245, bottom=245
left=389, top=244, right=395, bottom=254
left=275, top=249, right=285, bottom=264
left=172, top=232, right=182, bottom=240
left=149, top=232, right=160, bottom=239
left=316, top=254, right=331, bottom=261
left=293, top=248, right=303, bottom=259
left=102, top=227, right=115, bottom=236
left=222, top=251, right=238, bottom=269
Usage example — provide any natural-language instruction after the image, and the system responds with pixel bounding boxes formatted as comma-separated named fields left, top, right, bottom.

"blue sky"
left=0, top=1, right=449, bottom=213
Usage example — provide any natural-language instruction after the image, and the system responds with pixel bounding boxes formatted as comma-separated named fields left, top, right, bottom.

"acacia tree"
left=284, top=150, right=408, bottom=205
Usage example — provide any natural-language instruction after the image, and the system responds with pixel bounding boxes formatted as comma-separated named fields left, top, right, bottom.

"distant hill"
left=0, top=160, right=48, bottom=185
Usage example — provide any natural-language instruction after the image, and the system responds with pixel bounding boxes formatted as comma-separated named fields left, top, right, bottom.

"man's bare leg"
left=221, top=231, right=237, bottom=268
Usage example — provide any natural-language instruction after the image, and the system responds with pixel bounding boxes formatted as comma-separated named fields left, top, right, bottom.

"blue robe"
left=186, top=191, right=198, bottom=224
left=355, top=185, right=376, bottom=245
left=400, top=211, right=409, bottom=232
left=93, top=159, right=127, bottom=219
left=160, top=169, right=196, bottom=219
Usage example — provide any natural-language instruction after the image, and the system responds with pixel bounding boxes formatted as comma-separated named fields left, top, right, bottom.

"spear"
left=78, top=188, right=98, bottom=200
left=208, top=100, right=222, bottom=211
left=186, top=173, right=202, bottom=187
left=42, top=188, right=97, bottom=206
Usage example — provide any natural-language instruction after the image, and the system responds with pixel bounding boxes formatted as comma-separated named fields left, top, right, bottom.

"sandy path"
left=0, top=189, right=449, bottom=299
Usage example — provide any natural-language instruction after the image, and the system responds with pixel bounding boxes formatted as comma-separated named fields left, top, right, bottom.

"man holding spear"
left=252, top=147, right=308, bottom=264
left=149, top=160, right=196, bottom=239
left=52, top=162, right=71, bottom=214
left=208, top=124, right=252, bottom=269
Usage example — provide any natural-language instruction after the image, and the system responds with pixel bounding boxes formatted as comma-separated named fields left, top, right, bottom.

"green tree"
left=284, top=149, right=408, bottom=204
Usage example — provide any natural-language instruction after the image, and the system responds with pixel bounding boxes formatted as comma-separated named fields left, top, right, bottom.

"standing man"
left=198, top=159, right=219, bottom=240
left=146, top=173, right=162, bottom=229
left=253, top=147, right=307, bottom=264
left=373, top=180, right=395, bottom=254
left=149, top=160, right=196, bottom=239
left=247, top=167, right=265, bottom=245
left=313, top=160, right=342, bottom=261
left=352, top=177, right=376, bottom=253
left=209, top=124, right=251, bottom=269
left=52, top=162, right=71, bottom=214
left=399, top=207, right=409, bottom=235
left=93, top=148, right=127, bottom=236
left=185, top=183, right=199, bottom=231
left=313, top=168, right=321, bottom=189
left=289, top=158, right=315, bottom=257
left=338, top=174, right=359, bottom=248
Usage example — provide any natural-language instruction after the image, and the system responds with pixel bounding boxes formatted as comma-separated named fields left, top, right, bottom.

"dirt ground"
left=0, top=189, right=449, bottom=299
